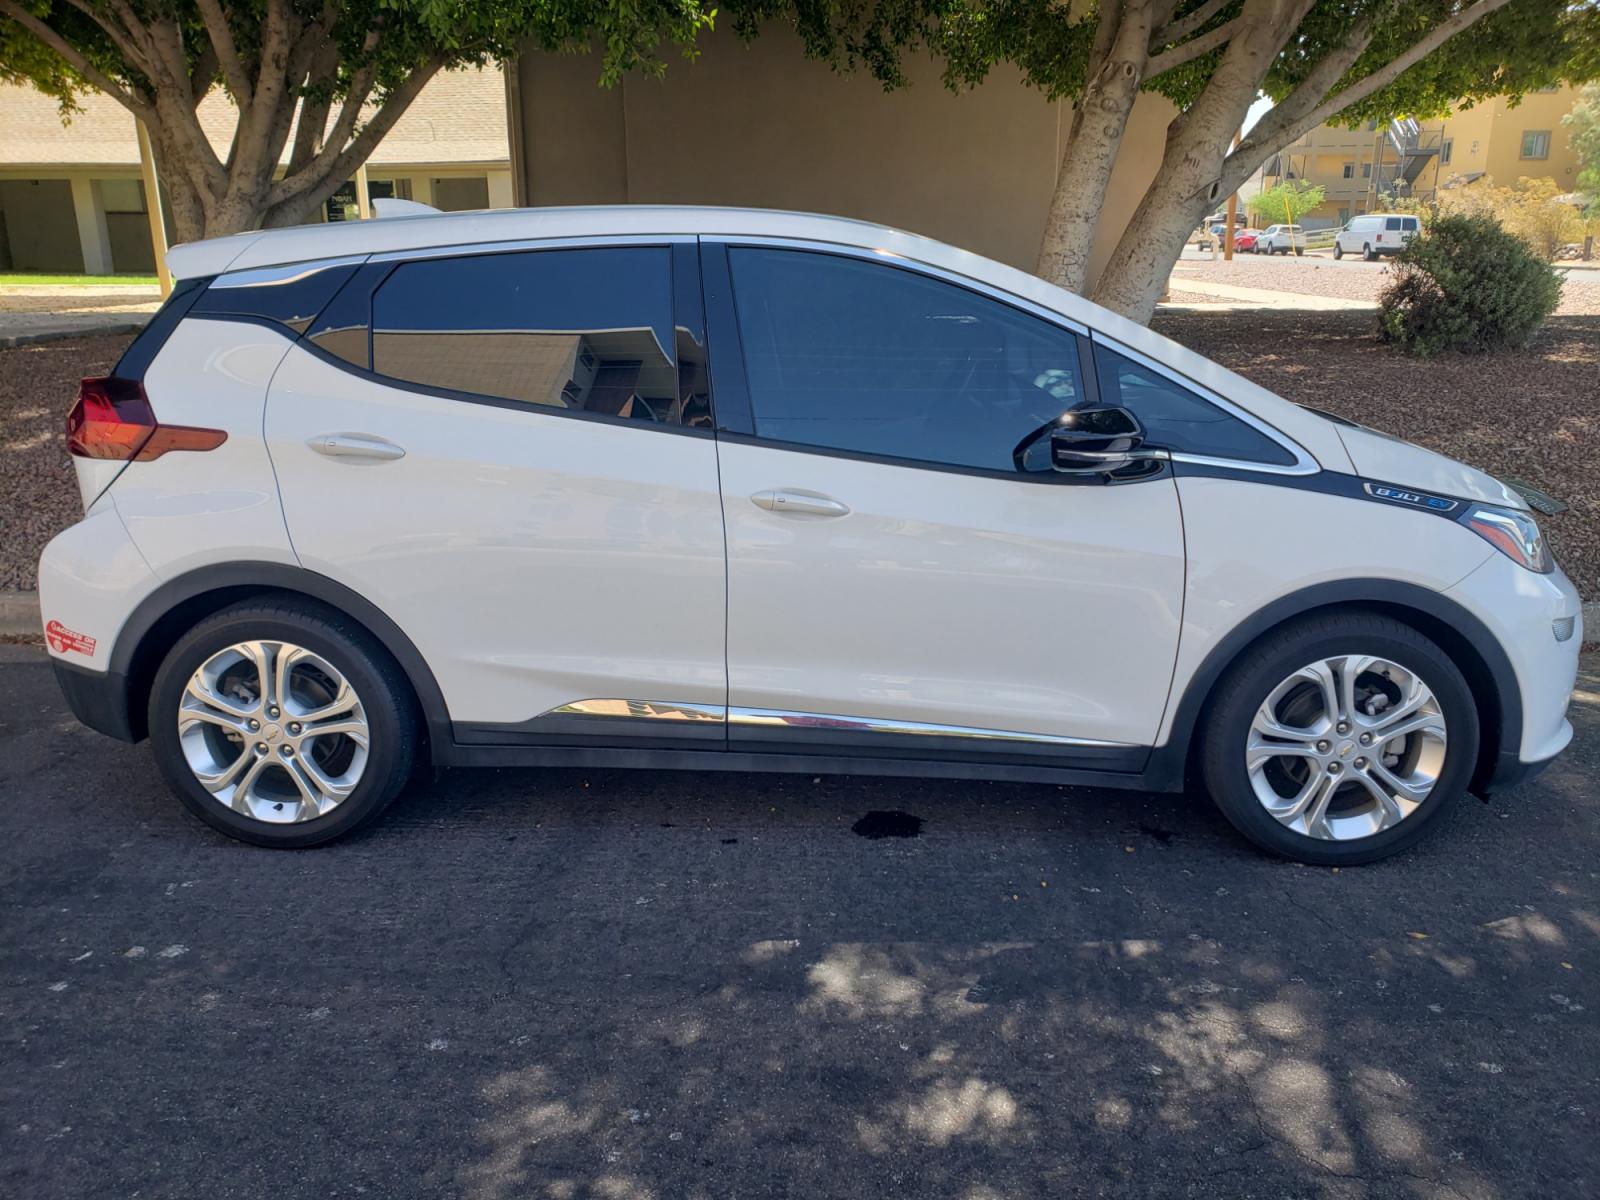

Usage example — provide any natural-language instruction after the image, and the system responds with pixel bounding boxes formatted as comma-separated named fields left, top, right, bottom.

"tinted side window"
left=1092, top=345, right=1295, bottom=467
left=371, top=246, right=688, bottom=425
left=1385, top=217, right=1404, bottom=231
left=727, top=248, right=1085, bottom=473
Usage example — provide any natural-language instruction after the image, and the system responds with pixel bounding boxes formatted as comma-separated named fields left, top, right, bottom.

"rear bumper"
left=53, top=658, right=137, bottom=743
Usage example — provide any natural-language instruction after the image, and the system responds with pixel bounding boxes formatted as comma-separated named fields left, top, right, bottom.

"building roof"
left=0, top=67, right=508, bottom=169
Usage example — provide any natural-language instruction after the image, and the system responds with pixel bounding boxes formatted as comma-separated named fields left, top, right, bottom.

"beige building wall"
left=515, top=27, right=1178, bottom=288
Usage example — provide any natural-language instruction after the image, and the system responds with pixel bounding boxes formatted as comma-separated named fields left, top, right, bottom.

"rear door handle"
left=308, top=433, right=406, bottom=461
left=751, top=489, right=850, bottom=518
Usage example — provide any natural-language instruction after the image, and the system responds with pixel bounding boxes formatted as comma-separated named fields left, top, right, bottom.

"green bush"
left=1377, top=213, right=1562, bottom=356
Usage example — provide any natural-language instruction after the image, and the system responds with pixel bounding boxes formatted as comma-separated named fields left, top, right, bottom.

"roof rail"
left=373, top=198, right=442, bottom=219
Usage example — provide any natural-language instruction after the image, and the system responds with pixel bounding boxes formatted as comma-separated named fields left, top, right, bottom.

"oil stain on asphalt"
left=851, top=810, right=924, bottom=839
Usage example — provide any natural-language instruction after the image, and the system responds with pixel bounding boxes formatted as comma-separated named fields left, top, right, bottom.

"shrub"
left=1378, top=213, right=1562, bottom=356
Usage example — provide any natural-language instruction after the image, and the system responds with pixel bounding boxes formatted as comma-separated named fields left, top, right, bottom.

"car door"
left=264, top=241, right=728, bottom=744
left=700, top=240, right=1186, bottom=767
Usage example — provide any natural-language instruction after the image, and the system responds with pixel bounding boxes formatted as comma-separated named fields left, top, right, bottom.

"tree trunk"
left=1091, top=0, right=1306, bottom=321
left=1035, top=2, right=1155, bottom=294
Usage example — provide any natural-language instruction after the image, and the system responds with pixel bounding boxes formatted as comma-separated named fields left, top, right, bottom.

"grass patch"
left=0, top=272, right=159, bottom=287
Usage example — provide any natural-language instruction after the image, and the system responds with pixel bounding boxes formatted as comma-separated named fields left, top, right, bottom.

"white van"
left=1335, top=214, right=1422, bottom=260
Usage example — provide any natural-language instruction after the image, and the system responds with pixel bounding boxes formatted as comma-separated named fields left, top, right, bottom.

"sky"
left=1242, top=93, right=1275, bottom=136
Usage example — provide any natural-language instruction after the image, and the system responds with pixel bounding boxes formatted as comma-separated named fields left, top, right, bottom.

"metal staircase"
left=1372, top=118, right=1441, bottom=201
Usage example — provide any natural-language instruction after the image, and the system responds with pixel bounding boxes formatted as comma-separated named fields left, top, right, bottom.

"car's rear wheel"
left=1201, top=611, right=1478, bottom=865
left=1362, top=243, right=1376, bottom=262
left=147, top=598, right=419, bottom=847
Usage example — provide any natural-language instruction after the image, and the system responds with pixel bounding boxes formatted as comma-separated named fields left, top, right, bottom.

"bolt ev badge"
left=1362, top=482, right=1459, bottom=513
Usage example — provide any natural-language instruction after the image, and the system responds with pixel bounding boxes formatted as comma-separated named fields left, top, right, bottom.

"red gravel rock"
left=0, top=335, right=130, bottom=591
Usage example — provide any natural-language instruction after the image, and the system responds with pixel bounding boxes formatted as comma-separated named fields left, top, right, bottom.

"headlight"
left=1463, top=503, right=1553, bottom=573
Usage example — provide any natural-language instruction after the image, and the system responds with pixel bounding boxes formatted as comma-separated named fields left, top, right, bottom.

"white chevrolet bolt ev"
left=39, top=206, right=1580, bottom=863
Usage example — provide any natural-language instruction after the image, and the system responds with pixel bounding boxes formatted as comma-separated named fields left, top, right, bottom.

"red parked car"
left=1232, top=228, right=1262, bottom=252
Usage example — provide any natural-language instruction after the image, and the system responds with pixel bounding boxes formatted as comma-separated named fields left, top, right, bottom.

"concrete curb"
left=2, top=589, right=1595, bottom=648
left=0, top=591, right=42, bottom=636
left=0, top=318, right=149, bottom=349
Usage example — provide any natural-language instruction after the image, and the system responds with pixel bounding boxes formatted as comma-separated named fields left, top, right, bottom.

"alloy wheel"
left=1245, top=654, right=1447, bottom=841
left=177, top=640, right=370, bottom=823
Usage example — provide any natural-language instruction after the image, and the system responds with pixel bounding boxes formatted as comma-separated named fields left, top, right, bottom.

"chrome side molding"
left=728, top=707, right=1132, bottom=748
left=539, top=699, right=1132, bottom=749
left=548, top=699, right=727, bottom=722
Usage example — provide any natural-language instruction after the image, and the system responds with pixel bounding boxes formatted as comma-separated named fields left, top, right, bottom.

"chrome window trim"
left=1089, top=335, right=1319, bottom=476
left=212, top=255, right=370, bottom=289
left=728, top=707, right=1133, bottom=748
left=714, top=235, right=1091, bottom=337
left=367, top=233, right=697, bottom=265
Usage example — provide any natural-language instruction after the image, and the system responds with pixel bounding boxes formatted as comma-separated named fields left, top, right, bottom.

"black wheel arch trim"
left=1146, top=577, right=1521, bottom=792
left=108, top=561, right=452, bottom=754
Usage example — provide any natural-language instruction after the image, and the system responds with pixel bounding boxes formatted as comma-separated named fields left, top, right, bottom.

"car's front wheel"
left=1201, top=612, right=1479, bottom=865
left=147, top=598, right=420, bottom=847
left=1333, top=243, right=1344, bottom=260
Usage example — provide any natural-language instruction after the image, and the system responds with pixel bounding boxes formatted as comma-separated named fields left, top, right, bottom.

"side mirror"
left=1013, top=406, right=1161, bottom=477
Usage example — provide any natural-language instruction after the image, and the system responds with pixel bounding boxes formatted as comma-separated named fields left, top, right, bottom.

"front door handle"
left=308, top=433, right=406, bottom=461
left=751, top=489, right=851, bottom=518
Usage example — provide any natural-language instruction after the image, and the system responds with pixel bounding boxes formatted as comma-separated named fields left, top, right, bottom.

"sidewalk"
left=1161, top=277, right=1377, bottom=311
left=0, top=282, right=160, bottom=347
left=0, top=311, right=151, bottom=347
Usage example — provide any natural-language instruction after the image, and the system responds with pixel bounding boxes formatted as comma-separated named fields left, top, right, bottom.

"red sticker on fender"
left=46, top=620, right=97, bottom=656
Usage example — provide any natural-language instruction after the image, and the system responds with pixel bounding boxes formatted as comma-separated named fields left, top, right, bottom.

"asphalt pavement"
left=4, top=643, right=1597, bottom=1199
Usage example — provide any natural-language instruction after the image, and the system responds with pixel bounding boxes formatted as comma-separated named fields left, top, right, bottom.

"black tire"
left=1333, top=243, right=1343, bottom=260
left=1200, top=610, right=1479, bottom=866
left=147, top=596, right=420, bottom=848
left=1362, top=243, right=1376, bottom=262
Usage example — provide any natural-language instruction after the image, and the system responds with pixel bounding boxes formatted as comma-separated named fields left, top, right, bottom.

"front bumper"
left=1446, top=554, right=1581, bottom=774
left=53, top=658, right=137, bottom=743
left=1478, top=746, right=1562, bottom=796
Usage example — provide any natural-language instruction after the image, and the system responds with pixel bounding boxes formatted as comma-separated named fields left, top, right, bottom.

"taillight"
left=66, top=377, right=226, bottom=462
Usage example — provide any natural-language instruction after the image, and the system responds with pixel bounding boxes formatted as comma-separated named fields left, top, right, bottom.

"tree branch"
left=188, top=40, right=220, bottom=105
left=1146, top=14, right=1240, bottom=77
left=267, top=56, right=445, bottom=211
left=1152, top=0, right=1233, bottom=48
left=195, top=0, right=253, bottom=106
left=1280, top=0, right=1515, bottom=146
left=0, top=0, right=151, bottom=114
left=286, top=42, right=341, bottom=175
left=1222, top=0, right=1516, bottom=202
left=56, top=0, right=149, bottom=75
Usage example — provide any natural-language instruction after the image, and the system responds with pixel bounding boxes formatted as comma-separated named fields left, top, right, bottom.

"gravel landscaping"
left=0, top=335, right=126, bottom=591
left=2, top=317, right=1595, bottom=597
left=1171, top=254, right=1600, bottom=315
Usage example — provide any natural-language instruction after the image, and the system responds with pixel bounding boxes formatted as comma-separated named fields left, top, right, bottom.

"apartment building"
left=1260, top=85, right=1586, bottom=228
left=0, top=67, right=512, bottom=275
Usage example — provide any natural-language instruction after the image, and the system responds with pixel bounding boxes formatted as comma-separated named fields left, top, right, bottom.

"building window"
left=1338, top=208, right=1351, bottom=225
left=1440, top=138, right=1453, bottom=165
left=1361, top=162, right=1372, bottom=179
left=1520, top=130, right=1551, bottom=160
left=1342, top=162, right=1355, bottom=179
